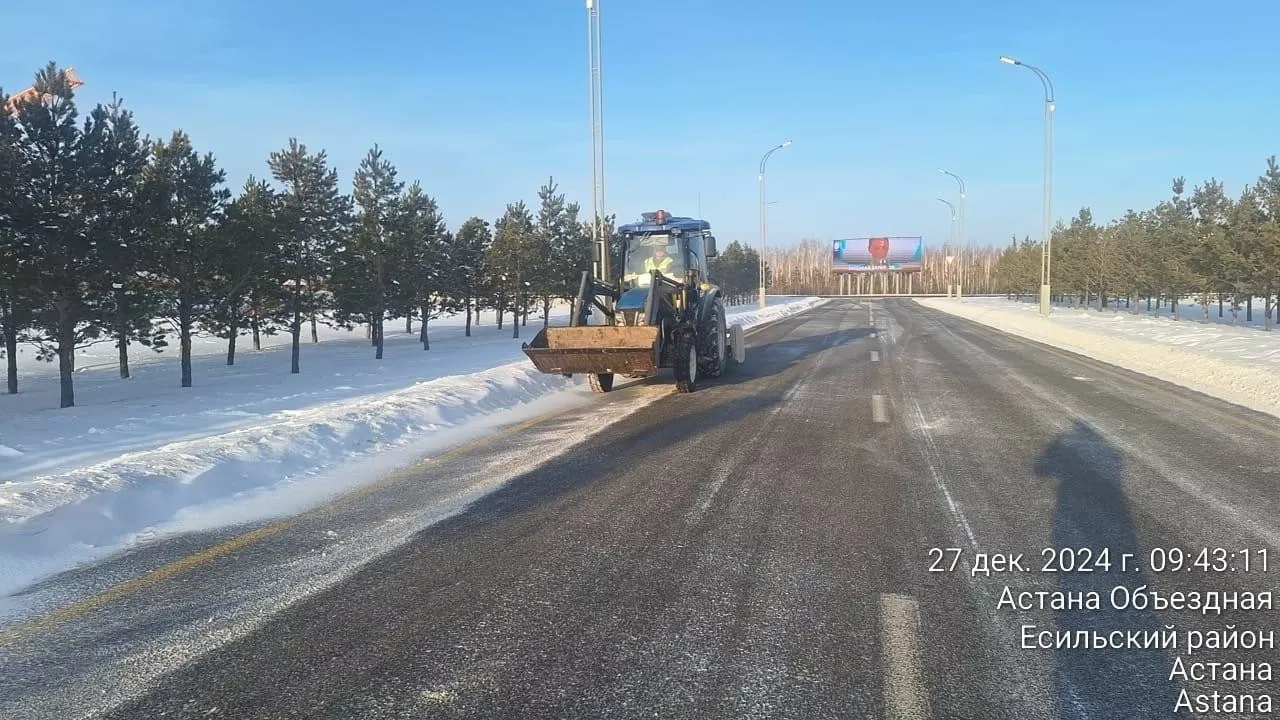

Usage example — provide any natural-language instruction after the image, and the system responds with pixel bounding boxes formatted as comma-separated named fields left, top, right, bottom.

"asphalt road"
left=2, top=299, right=1277, bottom=719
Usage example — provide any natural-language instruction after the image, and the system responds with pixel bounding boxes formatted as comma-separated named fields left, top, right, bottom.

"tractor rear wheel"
left=673, top=332, right=699, bottom=393
left=588, top=373, right=614, bottom=393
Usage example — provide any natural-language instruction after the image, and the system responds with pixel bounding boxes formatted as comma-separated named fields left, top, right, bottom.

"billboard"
left=832, top=236, right=923, bottom=273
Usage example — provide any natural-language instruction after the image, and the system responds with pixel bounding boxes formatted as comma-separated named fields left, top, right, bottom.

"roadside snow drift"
left=914, top=297, right=1280, bottom=419
left=0, top=296, right=826, bottom=598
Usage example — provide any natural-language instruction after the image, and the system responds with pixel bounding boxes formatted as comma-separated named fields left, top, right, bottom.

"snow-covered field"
left=0, top=296, right=826, bottom=598
left=914, top=296, right=1280, bottom=419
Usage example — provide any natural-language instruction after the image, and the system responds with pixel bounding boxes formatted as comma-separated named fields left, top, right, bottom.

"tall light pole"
left=587, top=0, right=609, bottom=291
left=1001, top=54, right=1055, bottom=317
left=758, top=140, right=791, bottom=309
left=938, top=168, right=966, bottom=298
left=936, top=198, right=956, bottom=297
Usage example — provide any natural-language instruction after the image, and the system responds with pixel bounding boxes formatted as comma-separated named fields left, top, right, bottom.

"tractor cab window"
left=623, top=234, right=685, bottom=286
left=686, top=232, right=704, bottom=275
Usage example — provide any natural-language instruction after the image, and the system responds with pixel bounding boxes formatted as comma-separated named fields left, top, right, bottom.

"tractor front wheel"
left=673, top=331, right=699, bottom=393
left=588, top=373, right=615, bottom=393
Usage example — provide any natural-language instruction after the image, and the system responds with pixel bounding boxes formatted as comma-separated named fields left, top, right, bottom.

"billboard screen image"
left=832, top=236, right=923, bottom=272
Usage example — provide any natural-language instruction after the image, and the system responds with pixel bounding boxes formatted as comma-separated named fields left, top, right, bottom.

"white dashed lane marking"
left=872, top=395, right=889, bottom=423
left=880, top=593, right=931, bottom=720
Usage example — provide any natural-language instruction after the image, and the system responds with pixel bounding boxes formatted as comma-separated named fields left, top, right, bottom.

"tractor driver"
left=645, top=246, right=675, bottom=276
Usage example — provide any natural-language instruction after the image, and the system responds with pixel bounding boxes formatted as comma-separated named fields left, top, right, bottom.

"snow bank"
left=914, top=297, right=1280, bottom=419
left=725, top=296, right=828, bottom=327
left=0, top=365, right=577, bottom=600
left=0, top=296, right=825, bottom=598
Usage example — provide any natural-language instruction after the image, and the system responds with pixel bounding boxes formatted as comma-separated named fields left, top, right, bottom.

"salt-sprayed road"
left=2, top=299, right=1276, bottom=719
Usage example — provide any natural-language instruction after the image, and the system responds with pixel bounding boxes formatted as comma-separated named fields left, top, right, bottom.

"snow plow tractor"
left=521, top=210, right=745, bottom=393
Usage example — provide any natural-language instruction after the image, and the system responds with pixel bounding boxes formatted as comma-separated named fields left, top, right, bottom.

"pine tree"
left=480, top=249, right=507, bottom=331
left=488, top=202, right=537, bottom=339
left=393, top=182, right=449, bottom=350
left=1053, top=208, right=1109, bottom=308
left=994, top=237, right=1040, bottom=297
left=1190, top=179, right=1234, bottom=320
left=204, top=177, right=284, bottom=363
left=1109, top=211, right=1154, bottom=313
left=13, top=63, right=102, bottom=408
left=142, top=130, right=230, bottom=388
left=333, top=145, right=403, bottom=359
left=81, top=97, right=158, bottom=379
left=267, top=139, right=349, bottom=373
left=1226, top=187, right=1265, bottom=324
left=1251, top=157, right=1280, bottom=329
left=0, top=83, right=32, bottom=394
left=555, top=202, right=590, bottom=316
left=450, top=217, right=490, bottom=336
left=709, top=240, right=759, bottom=304
left=532, top=178, right=567, bottom=327
left=1151, top=178, right=1201, bottom=319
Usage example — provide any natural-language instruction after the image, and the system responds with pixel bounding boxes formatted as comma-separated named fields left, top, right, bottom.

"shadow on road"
left=447, top=384, right=789, bottom=534
left=610, top=326, right=877, bottom=393
left=719, top=326, right=876, bottom=386
left=1034, top=421, right=1181, bottom=719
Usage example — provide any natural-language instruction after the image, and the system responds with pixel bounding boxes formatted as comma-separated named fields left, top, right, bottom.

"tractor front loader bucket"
left=522, top=325, right=661, bottom=377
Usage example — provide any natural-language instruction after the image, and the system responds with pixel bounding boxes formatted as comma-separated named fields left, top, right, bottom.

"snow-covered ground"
left=914, top=296, right=1280, bottom=419
left=0, top=296, right=826, bottom=599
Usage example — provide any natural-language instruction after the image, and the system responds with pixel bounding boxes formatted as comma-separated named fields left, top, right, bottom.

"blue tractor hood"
left=617, top=286, right=649, bottom=312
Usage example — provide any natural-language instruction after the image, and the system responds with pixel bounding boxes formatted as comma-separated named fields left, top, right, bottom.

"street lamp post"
left=758, top=140, right=791, bottom=309
left=936, top=197, right=956, bottom=297
left=586, top=0, right=609, bottom=290
left=1000, top=55, right=1055, bottom=317
left=938, top=168, right=966, bottom=299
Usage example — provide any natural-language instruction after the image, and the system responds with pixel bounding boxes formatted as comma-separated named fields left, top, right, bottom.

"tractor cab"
left=613, top=210, right=718, bottom=326
left=618, top=210, right=717, bottom=289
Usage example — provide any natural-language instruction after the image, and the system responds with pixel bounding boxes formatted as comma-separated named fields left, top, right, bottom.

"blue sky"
left=4, top=0, right=1279, bottom=250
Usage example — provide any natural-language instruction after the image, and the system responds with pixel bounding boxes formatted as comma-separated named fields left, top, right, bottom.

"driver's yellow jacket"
left=645, top=255, right=674, bottom=274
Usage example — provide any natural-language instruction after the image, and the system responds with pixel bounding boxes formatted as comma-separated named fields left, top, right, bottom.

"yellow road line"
left=0, top=523, right=291, bottom=647
left=0, top=402, right=588, bottom=648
